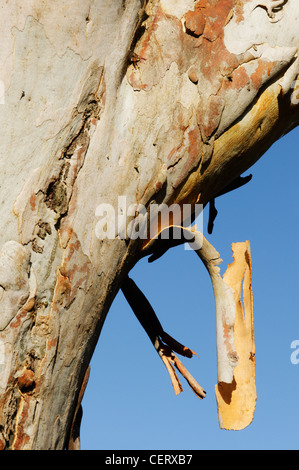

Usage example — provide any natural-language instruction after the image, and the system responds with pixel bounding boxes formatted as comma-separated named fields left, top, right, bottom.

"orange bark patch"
left=184, top=8, right=205, bottom=37
left=200, top=0, right=235, bottom=41
left=29, top=193, right=36, bottom=211
left=12, top=395, right=31, bottom=450
left=47, top=337, right=58, bottom=349
left=52, top=230, right=92, bottom=312
left=10, top=310, right=28, bottom=329
left=251, top=60, right=274, bottom=90
left=17, top=369, right=35, bottom=393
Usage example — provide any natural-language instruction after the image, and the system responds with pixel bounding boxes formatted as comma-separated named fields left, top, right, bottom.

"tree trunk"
left=0, top=0, right=298, bottom=449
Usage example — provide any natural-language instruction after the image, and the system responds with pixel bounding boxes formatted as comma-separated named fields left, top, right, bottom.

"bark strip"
left=215, top=241, right=256, bottom=430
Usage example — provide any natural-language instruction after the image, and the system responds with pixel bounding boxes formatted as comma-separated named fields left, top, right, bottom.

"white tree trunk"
left=0, top=0, right=298, bottom=449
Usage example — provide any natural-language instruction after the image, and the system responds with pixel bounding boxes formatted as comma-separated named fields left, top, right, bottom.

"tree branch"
left=142, top=225, right=256, bottom=428
left=121, top=276, right=206, bottom=399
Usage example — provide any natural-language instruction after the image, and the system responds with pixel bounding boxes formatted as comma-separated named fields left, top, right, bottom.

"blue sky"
left=81, top=126, right=299, bottom=450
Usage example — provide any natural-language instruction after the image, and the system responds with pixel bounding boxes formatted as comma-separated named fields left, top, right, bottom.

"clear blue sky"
left=81, top=126, right=299, bottom=450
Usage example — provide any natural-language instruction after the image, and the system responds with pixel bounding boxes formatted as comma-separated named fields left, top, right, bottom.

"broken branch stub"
left=146, top=226, right=239, bottom=386
left=144, top=226, right=256, bottom=428
left=187, top=233, right=256, bottom=429
left=192, top=235, right=239, bottom=385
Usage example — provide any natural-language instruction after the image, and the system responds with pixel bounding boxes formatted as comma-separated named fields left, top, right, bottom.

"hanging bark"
left=0, top=0, right=298, bottom=449
left=215, top=241, right=256, bottom=430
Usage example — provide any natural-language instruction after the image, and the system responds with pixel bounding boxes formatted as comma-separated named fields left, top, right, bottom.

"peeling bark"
left=216, top=241, right=256, bottom=430
left=0, top=0, right=298, bottom=449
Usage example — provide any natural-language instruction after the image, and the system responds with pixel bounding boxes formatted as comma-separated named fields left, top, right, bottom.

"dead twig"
left=121, top=276, right=206, bottom=399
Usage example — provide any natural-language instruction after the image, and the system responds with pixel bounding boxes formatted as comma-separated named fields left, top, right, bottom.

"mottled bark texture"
left=0, top=0, right=298, bottom=449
